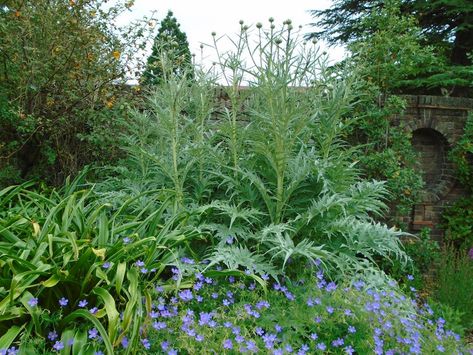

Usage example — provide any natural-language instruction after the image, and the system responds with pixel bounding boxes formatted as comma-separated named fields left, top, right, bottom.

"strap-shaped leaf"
left=62, top=309, right=114, bottom=355
left=0, top=324, right=24, bottom=350
left=93, top=287, right=120, bottom=343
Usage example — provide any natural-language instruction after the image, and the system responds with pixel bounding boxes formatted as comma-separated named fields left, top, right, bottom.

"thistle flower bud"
left=211, top=31, right=216, bottom=37
left=312, top=38, right=317, bottom=45
left=288, top=24, right=293, bottom=31
left=243, top=25, right=249, bottom=31
left=269, top=17, right=274, bottom=23
left=256, top=22, right=262, bottom=29
left=286, top=19, right=292, bottom=25
left=270, top=24, right=275, bottom=29
left=200, top=44, right=204, bottom=49
left=239, top=20, right=244, bottom=25
left=275, top=38, right=282, bottom=45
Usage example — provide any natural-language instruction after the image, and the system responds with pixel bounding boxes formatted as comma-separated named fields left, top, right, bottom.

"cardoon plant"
left=199, top=20, right=408, bottom=276
left=98, top=20, right=409, bottom=279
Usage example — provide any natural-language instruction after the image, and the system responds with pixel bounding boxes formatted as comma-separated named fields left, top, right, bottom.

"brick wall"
left=396, top=96, right=473, bottom=240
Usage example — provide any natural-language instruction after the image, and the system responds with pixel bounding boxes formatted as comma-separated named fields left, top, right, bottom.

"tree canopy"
left=308, top=0, right=473, bottom=96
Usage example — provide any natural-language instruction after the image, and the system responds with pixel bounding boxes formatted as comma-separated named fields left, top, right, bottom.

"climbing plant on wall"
left=442, top=114, right=473, bottom=249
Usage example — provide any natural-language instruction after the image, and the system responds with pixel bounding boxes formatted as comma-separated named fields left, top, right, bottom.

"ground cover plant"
left=2, top=260, right=472, bottom=354
left=0, top=18, right=472, bottom=354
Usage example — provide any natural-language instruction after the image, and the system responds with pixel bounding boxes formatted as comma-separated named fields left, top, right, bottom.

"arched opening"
left=410, top=128, right=454, bottom=235
left=411, top=128, right=449, bottom=192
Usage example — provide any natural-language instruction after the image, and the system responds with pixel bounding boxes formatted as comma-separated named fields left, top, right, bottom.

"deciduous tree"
left=0, top=0, right=152, bottom=185
left=308, top=0, right=473, bottom=96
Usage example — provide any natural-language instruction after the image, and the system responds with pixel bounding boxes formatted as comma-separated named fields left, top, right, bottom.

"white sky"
left=118, top=0, right=346, bottom=68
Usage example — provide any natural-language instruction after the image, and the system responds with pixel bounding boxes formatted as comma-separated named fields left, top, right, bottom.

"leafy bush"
left=428, top=300, right=467, bottom=337
left=378, top=228, right=440, bottom=291
left=443, top=197, right=473, bottom=250
left=342, top=0, right=430, bottom=223
left=443, top=114, right=473, bottom=250
left=0, top=1, right=153, bottom=185
left=449, top=111, right=473, bottom=191
left=346, top=0, right=440, bottom=95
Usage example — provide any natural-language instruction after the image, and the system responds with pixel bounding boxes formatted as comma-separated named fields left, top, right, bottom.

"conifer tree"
left=142, top=11, right=193, bottom=86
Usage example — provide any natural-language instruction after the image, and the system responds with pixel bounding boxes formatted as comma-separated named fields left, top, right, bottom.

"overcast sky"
left=118, top=0, right=346, bottom=67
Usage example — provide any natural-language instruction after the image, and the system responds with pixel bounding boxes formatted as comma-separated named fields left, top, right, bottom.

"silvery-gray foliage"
left=98, top=22, right=409, bottom=281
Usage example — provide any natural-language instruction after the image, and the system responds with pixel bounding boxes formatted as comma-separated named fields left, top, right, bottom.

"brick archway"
left=411, top=127, right=455, bottom=203
left=393, top=96, right=473, bottom=239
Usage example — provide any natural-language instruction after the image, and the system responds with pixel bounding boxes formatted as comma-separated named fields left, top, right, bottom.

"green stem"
left=171, top=103, right=182, bottom=211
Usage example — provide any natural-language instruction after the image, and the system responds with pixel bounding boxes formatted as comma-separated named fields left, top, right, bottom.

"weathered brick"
left=396, top=95, right=473, bottom=241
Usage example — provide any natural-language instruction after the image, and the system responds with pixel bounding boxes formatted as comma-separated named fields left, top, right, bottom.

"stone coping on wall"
left=401, top=95, right=473, bottom=111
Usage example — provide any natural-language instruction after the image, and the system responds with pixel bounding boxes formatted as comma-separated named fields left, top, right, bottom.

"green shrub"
left=428, top=300, right=467, bottom=337
left=443, top=197, right=473, bottom=250
left=0, top=1, right=153, bottom=185
left=347, top=94, right=424, bottom=224
left=449, top=114, right=473, bottom=190
left=378, top=228, right=440, bottom=292
left=443, top=114, right=473, bottom=250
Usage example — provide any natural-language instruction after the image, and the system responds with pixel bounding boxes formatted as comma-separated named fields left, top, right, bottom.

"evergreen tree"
left=142, top=11, right=193, bottom=86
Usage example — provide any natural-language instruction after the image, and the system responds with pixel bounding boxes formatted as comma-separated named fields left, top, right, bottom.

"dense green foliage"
left=378, top=228, right=440, bottom=290
left=0, top=10, right=472, bottom=354
left=309, top=0, right=473, bottom=95
left=142, top=268, right=471, bottom=354
left=103, top=22, right=411, bottom=279
left=346, top=1, right=439, bottom=94
left=449, top=114, right=473, bottom=190
left=0, top=0, right=152, bottom=186
left=443, top=197, right=473, bottom=249
left=0, top=22, right=429, bottom=353
left=442, top=114, right=473, bottom=249
left=434, top=246, right=473, bottom=330
left=141, top=11, right=193, bottom=86
left=2, top=259, right=470, bottom=353
left=335, top=1, right=426, bottom=222
left=0, top=171, right=203, bottom=351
